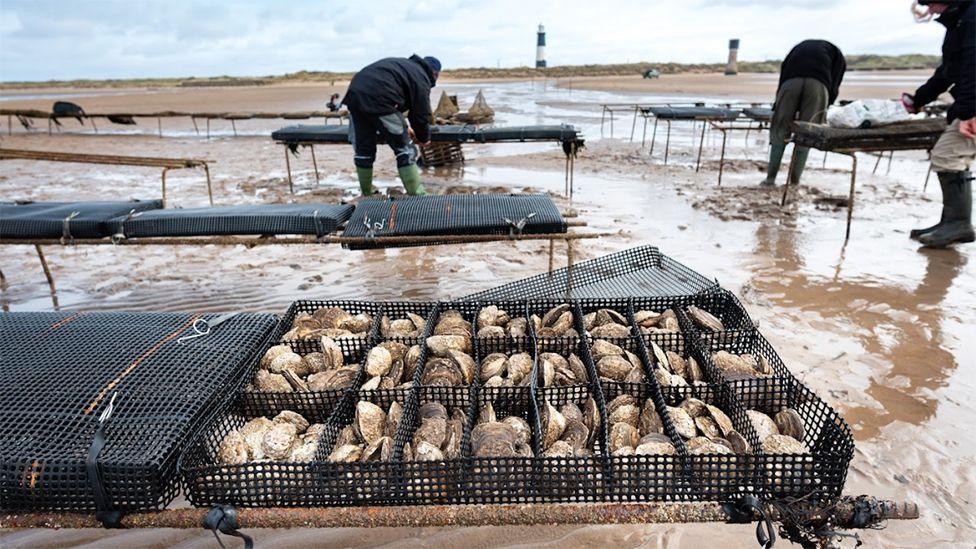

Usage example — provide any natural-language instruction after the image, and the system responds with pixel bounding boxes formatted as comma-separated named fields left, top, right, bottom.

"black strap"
left=86, top=422, right=122, bottom=528
left=203, top=505, right=254, bottom=549
left=722, top=495, right=776, bottom=548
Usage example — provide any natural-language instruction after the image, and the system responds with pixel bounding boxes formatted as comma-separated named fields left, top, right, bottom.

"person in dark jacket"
left=761, top=40, right=846, bottom=187
left=342, top=54, right=441, bottom=196
left=903, top=0, right=975, bottom=248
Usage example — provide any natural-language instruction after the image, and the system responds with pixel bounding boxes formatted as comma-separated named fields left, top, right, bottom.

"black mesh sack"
left=742, top=107, right=773, bottom=122
left=0, top=200, right=162, bottom=240
left=0, top=311, right=278, bottom=512
left=111, top=203, right=354, bottom=238
left=341, top=194, right=566, bottom=249
left=647, top=107, right=741, bottom=120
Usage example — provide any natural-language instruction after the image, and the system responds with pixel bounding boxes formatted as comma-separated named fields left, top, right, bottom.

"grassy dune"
left=0, top=54, right=939, bottom=90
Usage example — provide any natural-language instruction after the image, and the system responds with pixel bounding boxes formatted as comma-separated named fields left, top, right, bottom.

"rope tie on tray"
left=203, top=505, right=253, bottom=549
left=362, top=215, right=387, bottom=240
left=722, top=494, right=776, bottom=548
left=503, top=212, right=537, bottom=237
left=86, top=391, right=123, bottom=528
left=311, top=209, right=325, bottom=238
left=60, top=211, right=79, bottom=245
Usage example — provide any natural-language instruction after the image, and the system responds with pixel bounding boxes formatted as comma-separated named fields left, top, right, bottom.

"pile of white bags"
left=826, top=99, right=918, bottom=128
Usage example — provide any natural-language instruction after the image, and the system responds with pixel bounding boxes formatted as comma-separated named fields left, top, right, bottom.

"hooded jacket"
left=777, top=40, right=847, bottom=105
left=342, top=55, right=438, bottom=143
left=913, top=2, right=975, bottom=122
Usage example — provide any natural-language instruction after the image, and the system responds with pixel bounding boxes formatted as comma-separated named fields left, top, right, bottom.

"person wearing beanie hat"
left=903, top=0, right=975, bottom=248
left=342, top=55, right=441, bottom=196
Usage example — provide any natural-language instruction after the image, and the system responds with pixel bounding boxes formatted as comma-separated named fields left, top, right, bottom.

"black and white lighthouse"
left=536, top=24, right=547, bottom=68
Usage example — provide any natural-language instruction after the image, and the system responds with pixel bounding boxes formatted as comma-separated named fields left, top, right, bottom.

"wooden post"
left=924, top=165, right=933, bottom=192
left=284, top=146, right=294, bottom=194
left=845, top=153, right=858, bottom=242
left=35, top=245, right=59, bottom=310
left=717, top=127, right=728, bottom=186
left=310, top=145, right=320, bottom=184
left=664, top=121, right=671, bottom=164
left=8, top=114, right=12, bottom=135
left=565, top=239, right=575, bottom=298
left=548, top=239, right=555, bottom=274
left=695, top=120, right=707, bottom=172
left=600, top=106, right=606, bottom=136
left=161, top=168, right=169, bottom=208
left=203, top=163, right=214, bottom=206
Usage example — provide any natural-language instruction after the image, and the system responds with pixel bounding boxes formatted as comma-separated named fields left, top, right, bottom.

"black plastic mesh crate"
left=462, top=246, right=718, bottom=300
left=111, top=203, right=354, bottom=238
left=0, top=200, right=162, bottom=240
left=0, top=311, right=278, bottom=512
left=647, top=106, right=740, bottom=120
left=341, top=195, right=566, bottom=250
left=728, top=378, right=854, bottom=502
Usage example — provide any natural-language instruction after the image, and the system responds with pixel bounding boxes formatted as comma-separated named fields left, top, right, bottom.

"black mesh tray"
left=0, top=199, right=162, bottom=239
left=647, top=106, right=741, bottom=120
left=742, top=107, right=773, bottom=122
left=111, top=203, right=354, bottom=238
left=271, top=124, right=579, bottom=145
left=462, top=246, right=718, bottom=300
left=0, top=311, right=278, bottom=512
left=341, top=195, right=566, bottom=250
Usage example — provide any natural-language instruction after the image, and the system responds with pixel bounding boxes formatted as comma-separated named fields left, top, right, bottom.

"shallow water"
left=1, top=79, right=974, bottom=547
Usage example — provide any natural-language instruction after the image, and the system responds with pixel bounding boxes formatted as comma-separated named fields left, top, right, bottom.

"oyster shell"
left=471, top=422, right=518, bottom=457
left=540, top=400, right=567, bottom=449
left=307, top=366, right=358, bottom=391
left=328, top=444, right=363, bottom=463
left=289, top=441, right=319, bottom=463
left=705, top=404, right=735, bottom=437
left=419, top=401, right=448, bottom=420
left=686, top=305, right=724, bottom=332
left=385, top=401, right=404, bottom=438
left=543, top=440, right=576, bottom=457
left=597, top=355, right=633, bottom=381
left=560, top=402, right=584, bottom=424
left=426, top=335, right=472, bottom=357
left=686, top=436, right=732, bottom=455
left=726, top=430, right=752, bottom=453
left=421, top=357, right=464, bottom=386
left=695, top=416, right=722, bottom=439
left=477, top=325, right=505, bottom=338
left=448, top=350, right=477, bottom=385
left=589, top=323, right=631, bottom=338
left=639, top=399, right=664, bottom=435
left=762, top=434, right=809, bottom=454
left=268, top=352, right=307, bottom=376
left=667, top=406, right=697, bottom=439
left=609, top=403, right=639, bottom=427
left=320, top=337, right=344, bottom=370
left=260, top=344, right=294, bottom=369
left=609, top=422, right=639, bottom=454
left=217, top=431, right=249, bottom=465
left=507, top=353, right=533, bottom=385
left=361, top=436, right=393, bottom=462
left=273, top=410, right=309, bottom=433
left=261, top=423, right=298, bottom=460
left=413, top=416, right=447, bottom=449
left=559, top=419, right=589, bottom=451
left=365, top=346, right=393, bottom=377
left=590, top=339, right=624, bottom=361
left=774, top=409, right=806, bottom=441
left=679, top=397, right=707, bottom=418
left=253, top=369, right=292, bottom=393
left=355, top=401, right=387, bottom=445
left=414, top=440, right=446, bottom=461
left=335, top=424, right=360, bottom=447
left=635, top=434, right=677, bottom=456
left=502, top=416, right=531, bottom=447
left=747, top=410, right=779, bottom=442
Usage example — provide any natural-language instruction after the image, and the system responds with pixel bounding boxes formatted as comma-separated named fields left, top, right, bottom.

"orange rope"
left=49, top=313, right=83, bottom=330
left=83, top=315, right=200, bottom=415
left=389, top=203, right=398, bottom=231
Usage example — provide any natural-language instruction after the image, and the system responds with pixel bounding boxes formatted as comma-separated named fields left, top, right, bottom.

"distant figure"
left=761, top=40, right=846, bottom=187
left=903, top=0, right=974, bottom=248
left=341, top=55, right=441, bottom=196
left=326, top=93, right=341, bottom=112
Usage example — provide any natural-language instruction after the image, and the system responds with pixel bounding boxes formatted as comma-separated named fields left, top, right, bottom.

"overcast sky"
left=0, top=0, right=950, bottom=82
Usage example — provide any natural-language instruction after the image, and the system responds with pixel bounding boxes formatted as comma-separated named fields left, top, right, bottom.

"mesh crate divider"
left=727, top=378, right=854, bottom=502
left=277, top=300, right=383, bottom=355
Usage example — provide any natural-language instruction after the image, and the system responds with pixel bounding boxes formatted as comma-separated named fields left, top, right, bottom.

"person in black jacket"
left=761, top=40, right=846, bottom=187
left=904, top=0, right=974, bottom=248
left=342, top=55, right=441, bottom=196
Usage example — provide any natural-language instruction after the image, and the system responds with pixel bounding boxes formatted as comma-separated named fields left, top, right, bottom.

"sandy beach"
left=1, top=71, right=973, bottom=547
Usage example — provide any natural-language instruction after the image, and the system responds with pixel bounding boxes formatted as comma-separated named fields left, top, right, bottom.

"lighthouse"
left=725, top=39, right=740, bottom=75
left=536, top=24, right=547, bottom=68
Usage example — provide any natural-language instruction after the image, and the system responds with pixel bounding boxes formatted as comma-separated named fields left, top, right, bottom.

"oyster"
left=560, top=402, right=584, bottom=424
left=414, top=440, right=446, bottom=461
left=365, top=346, right=393, bottom=377
left=711, top=351, right=768, bottom=379
left=471, top=422, right=518, bottom=457
left=261, top=423, right=298, bottom=460
left=217, top=431, right=249, bottom=465
left=540, top=400, right=568, bottom=449
left=762, top=434, right=809, bottom=454
left=609, top=422, right=639, bottom=454
left=381, top=312, right=426, bottom=338
left=560, top=419, right=589, bottom=451
left=426, top=335, right=472, bottom=357
left=635, top=308, right=681, bottom=334
left=355, top=401, right=387, bottom=445
left=253, top=369, right=292, bottom=393
left=385, top=401, right=404, bottom=438
left=774, top=409, right=806, bottom=441
left=273, top=410, right=310, bottom=433
left=543, top=440, right=575, bottom=457
left=667, top=406, right=697, bottom=439
left=289, top=441, right=319, bottom=463
left=686, top=305, right=724, bottom=332
left=590, top=339, right=624, bottom=362
left=639, top=400, right=664, bottom=435
left=609, top=403, right=640, bottom=427
left=597, top=355, right=633, bottom=381
left=502, top=416, right=531, bottom=447
left=536, top=304, right=576, bottom=337
left=260, top=344, right=294, bottom=369
left=268, top=352, right=306, bottom=376
left=635, top=432, right=677, bottom=455
left=433, top=310, right=472, bottom=337
left=686, top=436, right=732, bottom=455
left=306, top=366, right=358, bottom=391
left=412, top=417, right=447, bottom=449
left=328, top=444, right=363, bottom=463
left=747, top=410, right=779, bottom=442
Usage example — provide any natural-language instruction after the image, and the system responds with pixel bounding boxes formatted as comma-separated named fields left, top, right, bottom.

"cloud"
left=0, top=0, right=949, bottom=82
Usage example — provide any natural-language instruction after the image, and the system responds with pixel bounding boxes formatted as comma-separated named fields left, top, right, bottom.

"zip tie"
left=60, top=211, right=79, bottom=245
left=178, top=312, right=240, bottom=344
left=504, top=212, right=537, bottom=237
left=87, top=391, right=122, bottom=528
left=110, top=209, right=138, bottom=244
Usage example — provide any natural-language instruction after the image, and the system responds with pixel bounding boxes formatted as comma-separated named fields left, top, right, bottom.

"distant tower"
left=726, top=39, right=740, bottom=75
left=536, top=24, right=547, bottom=68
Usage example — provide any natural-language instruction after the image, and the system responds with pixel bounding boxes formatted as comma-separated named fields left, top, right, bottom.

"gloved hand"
left=901, top=93, right=918, bottom=114
left=960, top=118, right=976, bottom=139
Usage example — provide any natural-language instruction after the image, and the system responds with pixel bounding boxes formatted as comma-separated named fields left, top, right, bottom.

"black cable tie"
left=203, top=505, right=253, bottom=549
left=722, top=495, right=776, bottom=549
left=86, top=392, right=122, bottom=529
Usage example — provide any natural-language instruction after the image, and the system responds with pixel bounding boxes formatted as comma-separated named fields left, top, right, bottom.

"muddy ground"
left=1, top=73, right=973, bottom=547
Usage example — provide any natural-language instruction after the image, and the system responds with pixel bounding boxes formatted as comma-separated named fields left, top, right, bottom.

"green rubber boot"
left=787, top=146, right=811, bottom=186
left=356, top=167, right=375, bottom=195
left=398, top=164, right=427, bottom=195
left=761, top=143, right=786, bottom=186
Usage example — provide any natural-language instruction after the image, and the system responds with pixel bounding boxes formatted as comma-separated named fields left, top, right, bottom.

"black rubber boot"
left=910, top=172, right=951, bottom=240
left=919, top=171, right=974, bottom=248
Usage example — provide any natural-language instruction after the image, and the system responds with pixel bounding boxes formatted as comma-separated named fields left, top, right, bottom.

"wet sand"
left=1, top=74, right=974, bottom=547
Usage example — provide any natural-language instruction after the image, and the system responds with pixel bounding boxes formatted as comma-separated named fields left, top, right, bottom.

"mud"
left=1, top=75, right=974, bottom=547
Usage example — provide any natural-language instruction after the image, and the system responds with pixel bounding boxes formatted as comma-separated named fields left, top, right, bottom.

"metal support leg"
left=35, top=245, right=59, bottom=310
left=664, top=121, right=671, bottom=164
left=600, top=107, right=606, bottom=137
left=629, top=106, right=638, bottom=142
left=569, top=153, right=575, bottom=206
left=157, top=117, right=162, bottom=138
left=886, top=151, right=894, bottom=175
left=90, top=118, right=98, bottom=134
left=924, top=165, right=933, bottom=192
left=7, top=114, right=11, bottom=136
left=48, top=118, right=52, bottom=135
left=206, top=118, right=210, bottom=140
left=845, top=153, right=858, bottom=242
left=641, top=115, right=649, bottom=147
left=695, top=120, right=707, bottom=172
left=231, top=120, right=237, bottom=137
left=284, top=146, right=294, bottom=194
left=548, top=239, right=555, bottom=274
left=192, top=117, right=200, bottom=135
left=565, top=239, right=575, bottom=298
left=161, top=168, right=170, bottom=208
left=717, top=128, right=728, bottom=186
left=872, top=152, right=883, bottom=174
left=203, top=163, right=214, bottom=206
left=310, top=145, right=320, bottom=184
left=609, top=110, right=614, bottom=138
left=649, top=117, right=659, bottom=156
